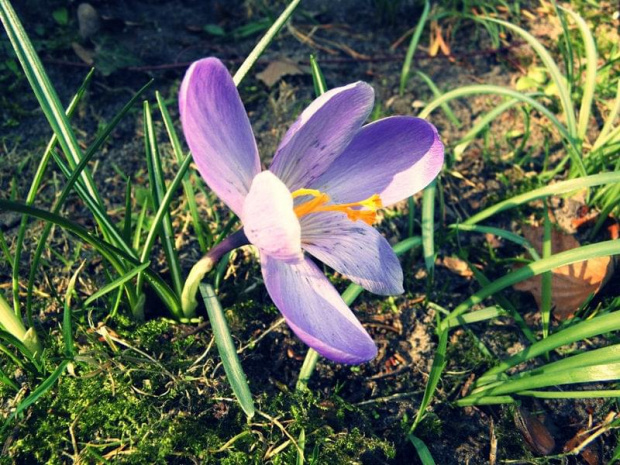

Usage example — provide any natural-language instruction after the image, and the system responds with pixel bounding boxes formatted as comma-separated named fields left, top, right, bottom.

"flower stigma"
left=292, top=188, right=382, bottom=225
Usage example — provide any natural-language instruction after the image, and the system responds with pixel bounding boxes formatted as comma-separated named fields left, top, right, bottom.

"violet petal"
left=179, top=58, right=261, bottom=216
left=310, top=116, right=444, bottom=207
left=270, top=82, right=374, bottom=192
left=300, top=212, right=403, bottom=295
left=261, top=254, right=377, bottom=364
left=242, top=171, right=302, bottom=263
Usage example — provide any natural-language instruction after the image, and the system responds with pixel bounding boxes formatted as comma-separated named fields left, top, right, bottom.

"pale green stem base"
left=181, top=230, right=249, bottom=318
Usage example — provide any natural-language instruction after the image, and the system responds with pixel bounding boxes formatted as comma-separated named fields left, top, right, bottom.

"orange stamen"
left=292, top=189, right=382, bottom=225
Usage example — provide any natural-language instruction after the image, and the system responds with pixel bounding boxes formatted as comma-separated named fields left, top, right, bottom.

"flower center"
left=291, top=188, right=382, bottom=225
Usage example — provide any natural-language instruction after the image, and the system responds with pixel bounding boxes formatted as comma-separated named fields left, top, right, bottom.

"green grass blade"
left=199, top=283, right=255, bottom=418
left=561, top=7, right=597, bottom=141
left=484, top=17, right=577, bottom=139
left=309, top=55, right=327, bottom=95
left=517, top=389, right=620, bottom=400
left=408, top=434, right=436, bottom=465
left=592, top=79, right=620, bottom=151
left=233, top=0, right=301, bottom=86
left=0, top=0, right=101, bottom=202
left=417, top=84, right=584, bottom=174
left=464, top=172, right=620, bottom=226
left=453, top=97, right=522, bottom=160
left=0, top=366, right=19, bottom=391
left=141, top=101, right=183, bottom=297
left=421, top=181, right=437, bottom=275
left=137, top=151, right=194, bottom=314
left=441, top=239, right=620, bottom=330
left=5, top=360, right=68, bottom=424
left=84, top=261, right=151, bottom=307
left=410, top=329, right=448, bottom=433
left=63, top=264, right=83, bottom=358
left=399, top=0, right=430, bottom=96
left=156, top=91, right=207, bottom=253
left=540, top=209, right=552, bottom=338
left=296, top=428, right=306, bottom=465
left=481, top=311, right=620, bottom=380
left=450, top=224, right=540, bottom=260
left=12, top=68, right=94, bottom=318
left=0, top=200, right=181, bottom=316
left=416, top=71, right=461, bottom=128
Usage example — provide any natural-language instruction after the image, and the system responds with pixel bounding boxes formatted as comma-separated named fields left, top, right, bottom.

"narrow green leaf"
left=560, top=7, right=597, bottom=141
left=309, top=55, right=327, bottom=96
left=464, top=172, right=620, bottom=226
left=484, top=17, right=577, bottom=139
left=63, top=263, right=84, bottom=357
left=199, top=283, right=255, bottom=418
left=541, top=209, right=552, bottom=338
left=141, top=101, right=183, bottom=297
left=296, top=428, right=306, bottom=465
left=6, top=360, right=68, bottom=423
left=416, top=71, right=461, bottom=127
left=450, top=223, right=540, bottom=260
left=408, top=434, right=436, bottom=465
left=421, top=180, right=436, bottom=275
left=233, top=0, right=301, bottom=85
left=156, top=91, right=207, bottom=253
left=441, top=240, right=620, bottom=329
left=410, top=329, right=448, bottom=433
left=84, top=261, right=151, bottom=306
left=399, top=0, right=430, bottom=95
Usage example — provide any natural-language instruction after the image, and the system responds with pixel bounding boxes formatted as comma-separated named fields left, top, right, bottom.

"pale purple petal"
left=242, top=171, right=302, bottom=263
left=299, top=212, right=403, bottom=295
left=261, top=254, right=377, bottom=364
left=179, top=58, right=261, bottom=216
left=310, top=117, right=444, bottom=207
left=269, top=82, right=374, bottom=192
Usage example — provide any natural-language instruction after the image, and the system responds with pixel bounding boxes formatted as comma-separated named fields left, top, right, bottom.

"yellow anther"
left=291, top=188, right=382, bottom=225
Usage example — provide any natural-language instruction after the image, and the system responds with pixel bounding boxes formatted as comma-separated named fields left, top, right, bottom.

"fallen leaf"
left=514, top=407, right=556, bottom=455
left=438, top=256, right=473, bottom=278
left=513, top=226, right=615, bottom=319
left=256, top=59, right=304, bottom=87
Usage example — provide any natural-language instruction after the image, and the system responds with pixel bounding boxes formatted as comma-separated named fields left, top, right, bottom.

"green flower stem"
left=181, top=230, right=249, bottom=317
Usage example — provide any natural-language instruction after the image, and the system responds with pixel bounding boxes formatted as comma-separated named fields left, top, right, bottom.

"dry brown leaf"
left=563, top=428, right=599, bottom=465
left=439, top=256, right=473, bottom=278
left=256, top=59, right=304, bottom=87
left=513, top=226, right=615, bottom=319
left=514, top=407, right=556, bottom=455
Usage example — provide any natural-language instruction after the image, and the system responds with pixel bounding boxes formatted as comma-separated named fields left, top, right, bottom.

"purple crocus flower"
left=179, top=58, right=444, bottom=364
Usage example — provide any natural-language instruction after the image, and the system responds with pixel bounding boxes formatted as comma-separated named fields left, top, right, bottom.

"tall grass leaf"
left=422, top=180, right=436, bottom=275
left=560, top=7, right=597, bottom=141
left=156, top=91, right=207, bottom=253
left=199, top=283, right=255, bottom=418
left=408, top=434, right=436, bottom=465
left=416, top=71, right=461, bottom=128
left=5, top=360, right=68, bottom=425
left=141, top=101, right=183, bottom=297
left=441, top=239, right=620, bottom=329
left=484, top=17, right=577, bottom=139
left=309, top=55, right=327, bottom=96
left=592, top=80, right=620, bottom=152
left=0, top=200, right=181, bottom=316
left=450, top=224, right=540, bottom=260
left=399, top=0, right=430, bottom=96
left=480, top=311, right=620, bottom=380
left=12, top=68, right=94, bottom=318
left=63, top=262, right=85, bottom=358
left=84, top=261, right=151, bottom=306
left=233, top=0, right=301, bottom=86
left=410, top=329, right=448, bottom=433
left=464, top=171, right=620, bottom=226
left=0, top=0, right=101, bottom=203
left=0, top=366, right=18, bottom=391
left=541, top=209, right=552, bottom=338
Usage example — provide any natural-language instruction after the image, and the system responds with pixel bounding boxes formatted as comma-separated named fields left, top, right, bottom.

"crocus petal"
left=242, top=171, right=302, bottom=262
left=261, top=254, right=377, bottom=364
left=310, top=116, right=444, bottom=207
left=179, top=58, right=261, bottom=216
left=269, top=82, right=374, bottom=192
left=300, top=212, right=403, bottom=295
